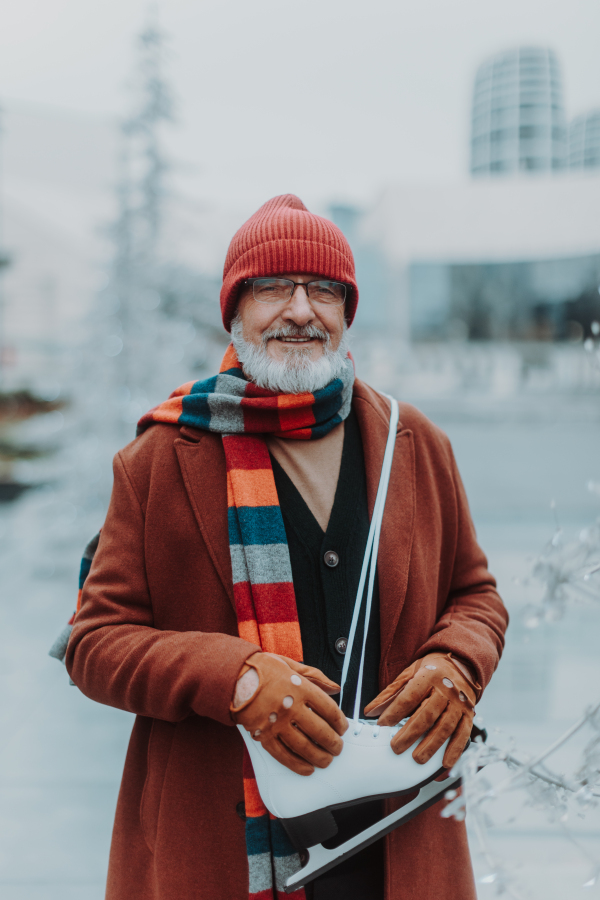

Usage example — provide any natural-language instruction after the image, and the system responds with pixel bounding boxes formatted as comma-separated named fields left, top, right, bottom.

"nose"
left=282, top=283, right=315, bottom=325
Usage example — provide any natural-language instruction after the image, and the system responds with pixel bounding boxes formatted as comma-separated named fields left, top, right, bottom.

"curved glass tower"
left=470, top=47, right=567, bottom=176
left=569, top=110, right=600, bottom=169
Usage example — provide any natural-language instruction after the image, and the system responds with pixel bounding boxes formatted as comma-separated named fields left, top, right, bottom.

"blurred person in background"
left=67, top=194, right=508, bottom=900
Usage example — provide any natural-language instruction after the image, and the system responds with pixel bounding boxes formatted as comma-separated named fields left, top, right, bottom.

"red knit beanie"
left=220, top=194, right=358, bottom=332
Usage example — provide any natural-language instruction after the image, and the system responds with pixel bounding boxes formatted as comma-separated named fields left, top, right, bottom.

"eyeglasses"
left=245, top=278, right=347, bottom=306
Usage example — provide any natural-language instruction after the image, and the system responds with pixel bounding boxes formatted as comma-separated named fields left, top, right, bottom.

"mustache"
left=261, top=324, right=330, bottom=344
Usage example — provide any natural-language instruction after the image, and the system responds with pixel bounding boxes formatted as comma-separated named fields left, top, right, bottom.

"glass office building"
left=569, top=110, right=600, bottom=169
left=471, top=47, right=567, bottom=176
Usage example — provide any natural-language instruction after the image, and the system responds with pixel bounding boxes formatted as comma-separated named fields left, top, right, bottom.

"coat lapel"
left=174, top=428, right=236, bottom=611
left=352, top=381, right=416, bottom=679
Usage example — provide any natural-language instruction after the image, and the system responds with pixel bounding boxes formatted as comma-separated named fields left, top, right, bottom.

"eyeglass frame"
left=243, top=277, right=347, bottom=306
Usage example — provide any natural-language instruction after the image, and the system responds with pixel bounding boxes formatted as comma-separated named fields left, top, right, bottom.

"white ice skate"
left=238, top=395, right=484, bottom=891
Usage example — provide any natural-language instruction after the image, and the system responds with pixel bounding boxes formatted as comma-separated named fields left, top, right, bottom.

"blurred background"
left=1, top=1, right=600, bottom=897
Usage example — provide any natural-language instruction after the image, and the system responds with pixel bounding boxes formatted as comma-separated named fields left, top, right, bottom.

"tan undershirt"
left=266, top=422, right=345, bottom=532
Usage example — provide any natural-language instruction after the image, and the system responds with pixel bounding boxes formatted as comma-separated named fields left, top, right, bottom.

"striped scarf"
left=139, top=343, right=354, bottom=898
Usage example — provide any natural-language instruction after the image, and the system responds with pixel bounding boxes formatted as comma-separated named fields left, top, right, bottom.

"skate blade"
left=284, top=773, right=462, bottom=893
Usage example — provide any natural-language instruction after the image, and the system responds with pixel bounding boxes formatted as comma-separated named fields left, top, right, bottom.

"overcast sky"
left=1, top=0, right=600, bottom=217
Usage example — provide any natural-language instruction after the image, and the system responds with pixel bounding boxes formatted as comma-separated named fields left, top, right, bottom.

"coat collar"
left=174, top=382, right=416, bottom=672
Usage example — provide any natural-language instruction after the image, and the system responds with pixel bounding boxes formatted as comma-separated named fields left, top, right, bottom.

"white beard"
left=230, top=315, right=351, bottom=395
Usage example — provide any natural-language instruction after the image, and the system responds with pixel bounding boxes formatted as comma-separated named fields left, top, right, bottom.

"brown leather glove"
left=363, top=653, right=480, bottom=768
left=231, top=652, right=348, bottom=776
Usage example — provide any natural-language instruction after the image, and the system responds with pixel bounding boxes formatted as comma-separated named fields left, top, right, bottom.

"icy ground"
left=1, top=393, right=599, bottom=899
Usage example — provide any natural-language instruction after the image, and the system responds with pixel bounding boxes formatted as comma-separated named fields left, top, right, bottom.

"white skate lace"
left=339, top=395, right=400, bottom=727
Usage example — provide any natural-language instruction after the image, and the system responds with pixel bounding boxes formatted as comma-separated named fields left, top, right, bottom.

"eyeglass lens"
left=252, top=278, right=346, bottom=305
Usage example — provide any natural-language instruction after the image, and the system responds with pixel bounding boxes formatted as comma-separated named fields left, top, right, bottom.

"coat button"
left=335, top=637, right=348, bottom=655
left=236, top=801, right=246, bottom=821
left=324, top=550, right=339, bottom=568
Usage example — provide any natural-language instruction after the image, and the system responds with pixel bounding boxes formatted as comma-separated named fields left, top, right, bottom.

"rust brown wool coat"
left=67, top=380, right=508, bottom=900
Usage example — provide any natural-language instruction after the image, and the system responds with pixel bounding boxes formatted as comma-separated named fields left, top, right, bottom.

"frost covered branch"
left=522, top=484, right=600, bottom=627
left=440, top=482, right=600, bottom=894
left=442, top=704, right=600, bottom=893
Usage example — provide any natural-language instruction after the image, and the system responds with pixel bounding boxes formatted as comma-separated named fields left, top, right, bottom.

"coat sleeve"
left=414, top=443, right=509, bottom=694
left=66, top=452, right=261, bottom=727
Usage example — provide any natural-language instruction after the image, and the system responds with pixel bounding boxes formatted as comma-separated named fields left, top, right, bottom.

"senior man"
left=67, top=194, right=508, bottom=900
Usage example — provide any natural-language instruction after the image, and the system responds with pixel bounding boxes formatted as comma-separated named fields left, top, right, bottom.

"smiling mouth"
left=275, top=336, right=320, bottom=343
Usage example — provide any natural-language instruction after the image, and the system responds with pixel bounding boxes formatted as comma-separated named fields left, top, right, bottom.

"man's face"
left=236, top=273, right=346, bottom=362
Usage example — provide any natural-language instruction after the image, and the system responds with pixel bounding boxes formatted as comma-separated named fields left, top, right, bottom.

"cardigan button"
left=236, top=801, right=247, bottom=821
left=323, top=550, right=339, bottom=568
left=335, top=637, right=348, bottom=655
